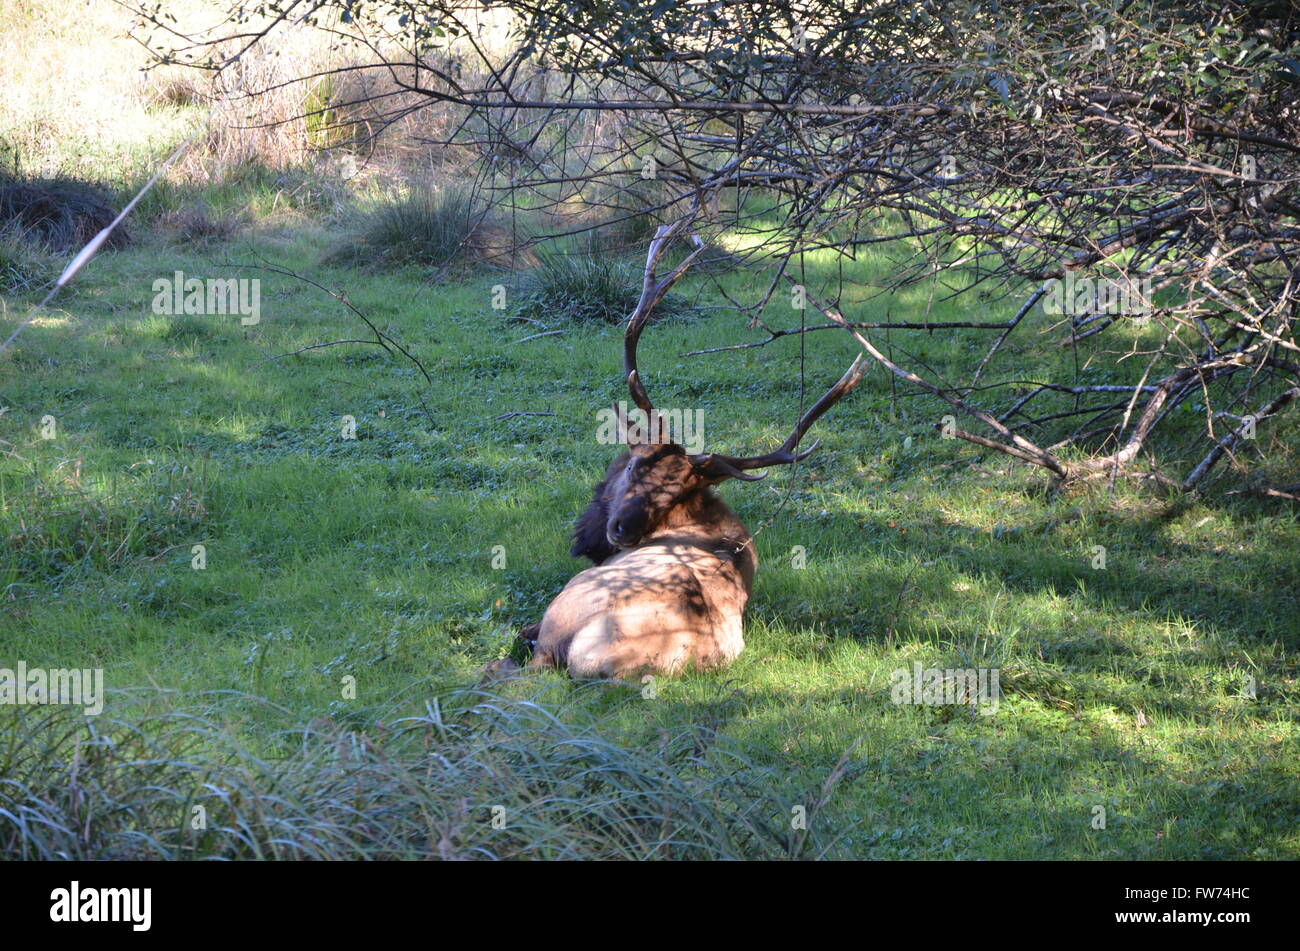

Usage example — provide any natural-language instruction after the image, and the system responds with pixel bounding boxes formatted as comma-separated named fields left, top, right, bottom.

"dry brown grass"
left=465, top=222, right=540, bottom=270
left=157, top=200, right=246, bottom=244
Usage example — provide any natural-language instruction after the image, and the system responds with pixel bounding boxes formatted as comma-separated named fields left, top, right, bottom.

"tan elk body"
left=527, top=222, right=865, bottom=680
left=532, top=445, right=758, bottom=677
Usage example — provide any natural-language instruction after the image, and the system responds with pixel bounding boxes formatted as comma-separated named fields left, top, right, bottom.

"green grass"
left=0, top=217, right=1297, bottom=859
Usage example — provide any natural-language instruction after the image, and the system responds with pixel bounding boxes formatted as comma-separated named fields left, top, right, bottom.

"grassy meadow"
left=0, top=1, right=1297, bottom=860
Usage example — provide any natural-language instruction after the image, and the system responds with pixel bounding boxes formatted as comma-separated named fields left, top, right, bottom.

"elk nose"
left=608, top=518, right=636, bottom=547
left=608, top=511, right=645, bottom=547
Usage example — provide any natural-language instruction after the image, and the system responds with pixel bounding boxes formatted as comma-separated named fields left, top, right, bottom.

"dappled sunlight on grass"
left=1, top=209, right=1297, bottom=859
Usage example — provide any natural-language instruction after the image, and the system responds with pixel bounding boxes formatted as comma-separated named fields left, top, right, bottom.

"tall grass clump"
left=329, top=183, right=488, bottom=271
left=513, top=247, right=698, bottom=324
left=0, top=682, right=850, bottom=860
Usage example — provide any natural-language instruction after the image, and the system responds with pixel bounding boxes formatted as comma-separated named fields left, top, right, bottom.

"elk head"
left=575, top=219, right=867, bottom=557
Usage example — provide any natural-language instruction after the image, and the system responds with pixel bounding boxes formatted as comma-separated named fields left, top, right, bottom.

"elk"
left=523, top=221, right=866, bottom=680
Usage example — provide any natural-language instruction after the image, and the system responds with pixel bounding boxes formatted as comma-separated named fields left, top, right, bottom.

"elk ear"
left=689, top=453, right=768, bottom=483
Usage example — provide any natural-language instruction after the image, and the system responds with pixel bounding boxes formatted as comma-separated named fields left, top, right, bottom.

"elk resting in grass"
left=525, top=222, right=866, bottom=679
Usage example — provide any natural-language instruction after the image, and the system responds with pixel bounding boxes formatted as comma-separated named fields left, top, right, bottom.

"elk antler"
left=623, top=219, right=707, bottom=441
left=623, top=215, right=865, bottom=468
left=688, top=353, right=868, bottom=480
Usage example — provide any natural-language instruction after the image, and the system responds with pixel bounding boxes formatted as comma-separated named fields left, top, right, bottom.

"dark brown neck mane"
left=570, top=451, right=756, bottom=592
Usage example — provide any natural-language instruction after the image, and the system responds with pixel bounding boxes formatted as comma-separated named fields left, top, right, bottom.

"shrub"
left=0, top=174, right=126, bottom=253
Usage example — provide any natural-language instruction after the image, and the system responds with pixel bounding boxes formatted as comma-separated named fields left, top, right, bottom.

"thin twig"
left=513, top=329, right=567, bottom=343
left=251, top=339, right=380, bottom=368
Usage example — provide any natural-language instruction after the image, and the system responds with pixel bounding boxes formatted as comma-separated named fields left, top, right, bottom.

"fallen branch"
left=797, top=281, right=1070, bottom=478
left=233, top=258, right=435, bottom=386
left=681, top=318, right=1015, bottom=357
left=971, top=284, right=1046, bottom=384
left=252, top=339, right=380, bottom=368
left=1183, top=387, right=1300, bottom=491
left=512, top=329, right=567, bottom=343
left=1227, top=482, right=1300, bottom=502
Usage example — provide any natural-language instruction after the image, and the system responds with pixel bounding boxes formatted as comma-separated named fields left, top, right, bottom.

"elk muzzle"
left=606, top=505, right=649, bottom=548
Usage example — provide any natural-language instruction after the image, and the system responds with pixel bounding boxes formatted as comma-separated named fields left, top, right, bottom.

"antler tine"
left=690, top=353, right=867, bottom=480
left=624, top=218, right=706, bottom=421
